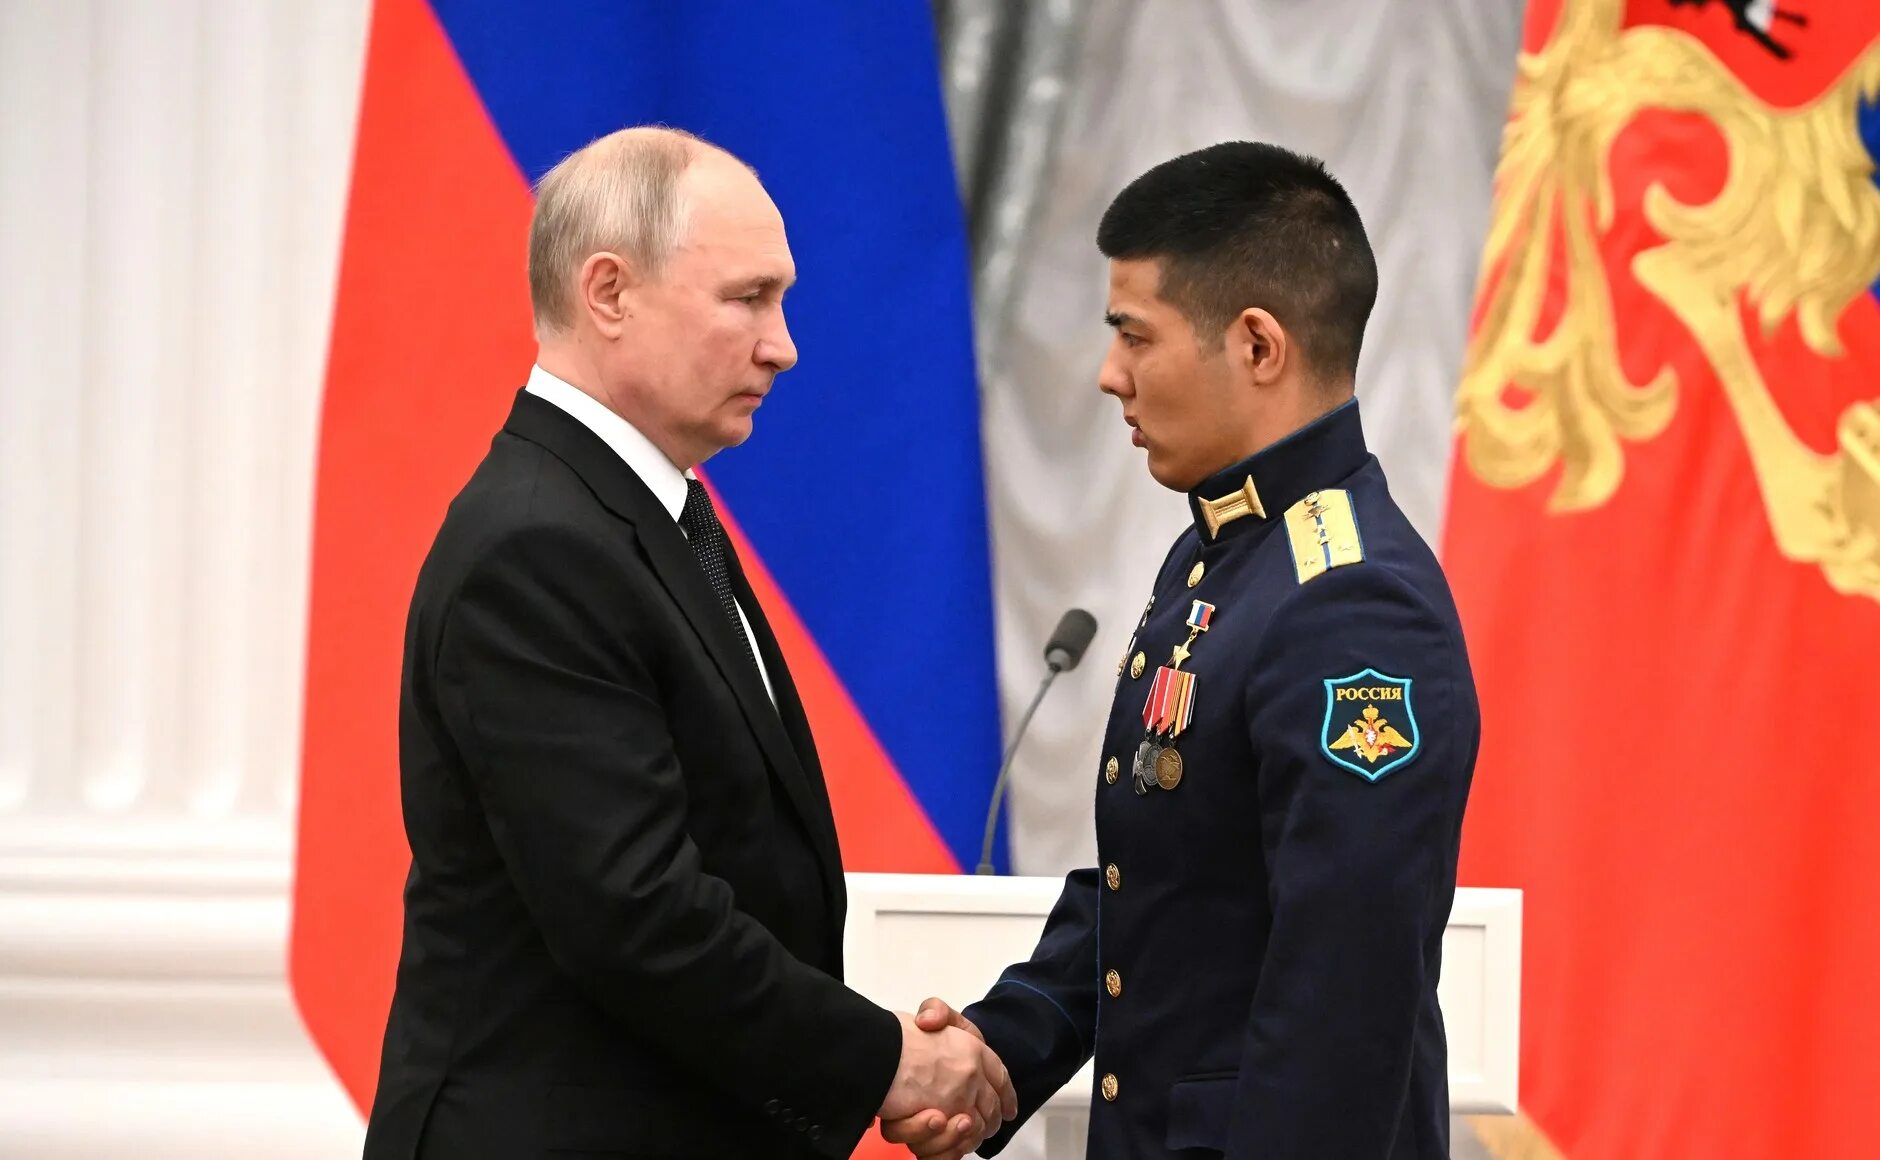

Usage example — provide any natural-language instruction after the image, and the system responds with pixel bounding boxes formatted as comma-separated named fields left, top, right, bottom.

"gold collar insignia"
left=1197, top=476, right=1266, bottom=539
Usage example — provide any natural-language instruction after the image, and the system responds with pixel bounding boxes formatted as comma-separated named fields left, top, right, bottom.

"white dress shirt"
left=525, top=365, right=776, bottom=704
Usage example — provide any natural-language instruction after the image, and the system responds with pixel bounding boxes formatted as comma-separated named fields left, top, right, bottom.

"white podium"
left=842, top=873, right=1520, bottom=1160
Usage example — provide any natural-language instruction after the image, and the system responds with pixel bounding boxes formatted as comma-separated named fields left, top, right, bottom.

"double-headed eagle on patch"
left=1330, top=705, right=1415, bottom=765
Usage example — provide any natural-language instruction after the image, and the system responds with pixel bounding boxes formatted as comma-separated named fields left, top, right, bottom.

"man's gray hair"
left=528, top=126, right=712, bottom=335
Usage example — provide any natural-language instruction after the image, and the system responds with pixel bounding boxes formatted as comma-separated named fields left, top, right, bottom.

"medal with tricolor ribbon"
left=1132, top=599, right=1215, bottom=793
left=1142, top=664, right=1197, bottom=737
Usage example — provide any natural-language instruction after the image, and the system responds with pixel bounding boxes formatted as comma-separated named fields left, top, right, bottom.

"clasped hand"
left=877, top=998, right=1015, bottom=1160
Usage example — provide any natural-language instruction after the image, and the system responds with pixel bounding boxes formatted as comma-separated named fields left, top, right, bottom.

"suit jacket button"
left=1105, top=863, right=1121, bottom=891
left=1105, top=968, right=1122, bottom=998
left=807, top=1126, right=823, bottom=1143
left=764, top=1099, right=781, bottom=1115
left=1101, top=1072, right=1119, bottom=1101
left=1104, top=756, right=1119, bottom=784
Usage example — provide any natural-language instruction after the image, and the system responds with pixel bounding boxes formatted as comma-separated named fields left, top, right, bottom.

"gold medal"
left=1155, top=746, right=1184, bottom=790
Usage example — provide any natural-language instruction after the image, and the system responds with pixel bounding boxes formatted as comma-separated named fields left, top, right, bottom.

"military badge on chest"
left=1321, top=669, right=1420, bottom=782
left=1133, top=599, right=1215, bottom=794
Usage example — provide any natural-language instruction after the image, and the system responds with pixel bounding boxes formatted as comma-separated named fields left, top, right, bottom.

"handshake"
left=877, top=998, right=1016, bottom=1159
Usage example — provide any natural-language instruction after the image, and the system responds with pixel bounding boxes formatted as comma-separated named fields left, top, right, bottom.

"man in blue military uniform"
left=884, top=142, right=1479, bottom=1158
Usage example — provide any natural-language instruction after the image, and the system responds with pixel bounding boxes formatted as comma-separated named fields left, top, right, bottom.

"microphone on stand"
left=976, top=609, right=1099, bottom=875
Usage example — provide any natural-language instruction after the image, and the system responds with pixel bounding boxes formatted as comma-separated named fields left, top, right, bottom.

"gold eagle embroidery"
left=1329, top=706, right=1415, bottom=764
left=1456, top=0, right=1880, bottom=601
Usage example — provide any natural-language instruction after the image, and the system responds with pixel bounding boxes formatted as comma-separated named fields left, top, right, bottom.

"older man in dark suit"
left=363, top=126, right=1013, bottom=1160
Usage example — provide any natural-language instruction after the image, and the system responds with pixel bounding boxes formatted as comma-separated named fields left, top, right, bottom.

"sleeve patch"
left=1321, top=669, right=1420, bottom=781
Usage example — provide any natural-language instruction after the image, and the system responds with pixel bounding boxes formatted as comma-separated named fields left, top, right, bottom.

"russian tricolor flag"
left=292, top=0, right=1001, bottom=1119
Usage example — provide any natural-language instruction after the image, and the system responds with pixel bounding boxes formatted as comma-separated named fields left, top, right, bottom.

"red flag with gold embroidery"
left=1447, top=1, right=1880, bottom=1155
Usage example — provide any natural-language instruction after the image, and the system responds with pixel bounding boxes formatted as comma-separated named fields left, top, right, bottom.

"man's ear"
left=1234, top=307, right=1288, bottom=386
left=577, top=250, right=638, bottom=338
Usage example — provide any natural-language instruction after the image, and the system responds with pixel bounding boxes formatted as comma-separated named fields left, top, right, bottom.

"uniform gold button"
left=1101, top=1073, right=1119, bottom=1101
left=1104, top=756, right=1119, bottom=784
left=1129, top=652, right=1146, bottom=679
left=1105, top=969, right=1122, bottom=998
left=1105, top=863, right=1120, bottom=891
left=1187, top=561, right=1205, bottom=587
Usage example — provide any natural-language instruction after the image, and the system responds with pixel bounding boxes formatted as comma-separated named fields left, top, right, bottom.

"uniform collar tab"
left=1185, top=398, right=1368, bottom=541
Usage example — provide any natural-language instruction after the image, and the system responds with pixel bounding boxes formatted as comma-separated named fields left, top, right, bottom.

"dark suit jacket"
left=363, top=389, right=901, bottom=1160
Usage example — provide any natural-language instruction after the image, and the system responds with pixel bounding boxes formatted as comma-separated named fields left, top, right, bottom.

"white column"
left=0, top=0, right=91, bottom=819
left=74, top=0, right=199, bottom=817
left=187, top=0, right=276, bottom=819
left=0, top=1, right=374, bottom=1153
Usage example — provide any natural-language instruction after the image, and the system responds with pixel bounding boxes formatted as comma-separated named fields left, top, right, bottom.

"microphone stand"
left=975, top=662, right=1064, bottom=875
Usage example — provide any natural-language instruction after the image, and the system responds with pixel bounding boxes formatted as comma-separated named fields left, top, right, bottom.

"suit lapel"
left=502, top=392, right=839, bottom=883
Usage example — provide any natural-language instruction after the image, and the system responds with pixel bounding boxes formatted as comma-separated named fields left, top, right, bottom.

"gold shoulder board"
left=1283, top=490, right=1365, bottom=584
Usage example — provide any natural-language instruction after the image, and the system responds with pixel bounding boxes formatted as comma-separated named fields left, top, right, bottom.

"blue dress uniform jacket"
left=965, top=400, right=1478, bottom=1159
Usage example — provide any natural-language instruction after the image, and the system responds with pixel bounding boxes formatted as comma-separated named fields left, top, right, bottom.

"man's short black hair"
left=1097, top=142, right=1378, bottom=385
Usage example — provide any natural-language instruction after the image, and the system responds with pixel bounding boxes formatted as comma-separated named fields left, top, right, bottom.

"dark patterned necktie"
left=679, top=477, right=760, bottom=675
